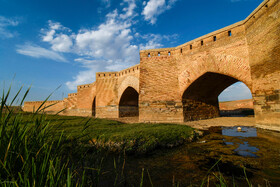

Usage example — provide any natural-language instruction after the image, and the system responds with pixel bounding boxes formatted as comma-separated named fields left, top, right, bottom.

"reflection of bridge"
left=24, top=0, right=280, bottom=131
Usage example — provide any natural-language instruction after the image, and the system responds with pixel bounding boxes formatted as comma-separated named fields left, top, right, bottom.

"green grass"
left=0, top=86, right=89, bottom=186
left=20, top=114, right=196, bottom=154
left=0, top=85, right=196, bottom=186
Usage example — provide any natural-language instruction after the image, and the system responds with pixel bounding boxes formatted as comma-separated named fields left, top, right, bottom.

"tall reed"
left=0, top=86, right=85, bottom=186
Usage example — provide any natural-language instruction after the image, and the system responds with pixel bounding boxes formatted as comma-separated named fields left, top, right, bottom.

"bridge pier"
left=139, top=101, right=183, bottom=123
left=253, top=91, right=280, bottom=131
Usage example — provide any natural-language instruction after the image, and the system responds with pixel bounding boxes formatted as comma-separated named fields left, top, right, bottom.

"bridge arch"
left=119, top=86, right=139, bottom=117
left=118, top=76, right=139, bottom=101
left=182, top=72, right=253, bottom=121
left=92, top=96, right=96, bottom=117
left=178, top=53, right=252, bottom=96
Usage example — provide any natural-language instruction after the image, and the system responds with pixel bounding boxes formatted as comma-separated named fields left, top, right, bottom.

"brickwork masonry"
left=23, top=0, right=280, bottom=131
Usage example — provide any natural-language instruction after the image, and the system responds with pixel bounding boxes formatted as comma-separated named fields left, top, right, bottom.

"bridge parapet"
left=96, top=64, right=140, bottom=78
left=140, top=0, right=271, bottom=60
left=24, top=100, right=63, bottom=104
left=140, top=21, right=245, bottom=59
left=68, top=93, right=77, bottom=97
left=77, top=83, right=93, bottom=90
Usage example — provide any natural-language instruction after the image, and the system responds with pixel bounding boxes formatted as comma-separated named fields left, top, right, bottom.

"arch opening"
left=182, top=72, right=252, bottom=121
left=219, top=82, right=254, bottom=117
left=92, top=97, right=96, bottom=117
left=119, top=87, right=139, bottom=117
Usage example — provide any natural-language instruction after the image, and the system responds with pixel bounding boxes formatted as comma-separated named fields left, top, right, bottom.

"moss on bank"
left=21, top=114, right=197, bottom=154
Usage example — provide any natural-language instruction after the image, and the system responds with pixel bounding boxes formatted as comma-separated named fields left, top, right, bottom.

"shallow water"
left=99, top=127, right=280, bottom=186
left=222, top=126, right=259, bottom=157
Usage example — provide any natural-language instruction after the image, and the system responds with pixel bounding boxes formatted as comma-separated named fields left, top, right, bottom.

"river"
left=97, top=126, right=280, bottom=186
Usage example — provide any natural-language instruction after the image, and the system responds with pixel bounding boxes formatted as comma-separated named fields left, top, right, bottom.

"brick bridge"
left=24, top=0, right=280, bottom=131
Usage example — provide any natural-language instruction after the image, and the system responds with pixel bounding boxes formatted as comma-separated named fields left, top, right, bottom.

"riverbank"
left=183, top=116, right=255, bottom=130
left=112, top=116, right=256, bottom=130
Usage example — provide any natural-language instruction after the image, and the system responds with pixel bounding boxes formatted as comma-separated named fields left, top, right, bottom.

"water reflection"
left=222, top=126, right=259, bottom=157
left=222, top=126, right=257, bottom=137
left=98, top=126, right=280, bottom=186
left=234, top=141, right=259, bottom=157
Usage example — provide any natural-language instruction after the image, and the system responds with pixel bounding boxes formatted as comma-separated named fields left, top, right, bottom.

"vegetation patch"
left=21, top=115, right=197, bottom=154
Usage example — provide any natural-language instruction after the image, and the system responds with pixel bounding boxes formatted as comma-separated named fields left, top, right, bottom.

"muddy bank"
left=113, top=117, right=256, bottom=130
left=183, top=117, right=256, bottom=130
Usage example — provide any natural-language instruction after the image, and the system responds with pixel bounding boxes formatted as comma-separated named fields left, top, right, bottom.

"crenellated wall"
left=23, top=0, right=280, bottom=130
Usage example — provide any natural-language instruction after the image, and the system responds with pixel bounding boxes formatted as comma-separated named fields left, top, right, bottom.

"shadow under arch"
left=119, top=86, right=139, bottom=117
left=182, top=72, right=252, bottom=121
left=92, top=97, right=96, bottom=117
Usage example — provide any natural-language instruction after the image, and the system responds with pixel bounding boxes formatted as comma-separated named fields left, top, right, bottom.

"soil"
left=182, top=117, right=255, bottom=130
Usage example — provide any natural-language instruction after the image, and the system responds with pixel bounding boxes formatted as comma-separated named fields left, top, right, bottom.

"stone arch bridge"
left=24, top=0, right=280, bottom=131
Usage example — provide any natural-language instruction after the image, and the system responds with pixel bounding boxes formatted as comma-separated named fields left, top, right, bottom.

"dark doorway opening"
left=92, top=97, right=96, bottom=117
left=119, top=87, right=139, bottom=117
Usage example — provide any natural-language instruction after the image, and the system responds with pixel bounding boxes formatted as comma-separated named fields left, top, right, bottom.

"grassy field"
left=20, top=113, right=196, bottom=154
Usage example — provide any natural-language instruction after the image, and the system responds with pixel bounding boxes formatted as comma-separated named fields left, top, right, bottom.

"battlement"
left=68, top=93, right=78, bottom=97
left=140, top=0, right=271, bottom=58
left=24, top=100, right=63, bottom=104
left=96, top=64, right=140, bottom=78
left=77, top=83, right=93, bottom=89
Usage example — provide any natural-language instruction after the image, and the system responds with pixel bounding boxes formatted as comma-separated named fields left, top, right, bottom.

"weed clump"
left=0, top=86, right=88, bottom=186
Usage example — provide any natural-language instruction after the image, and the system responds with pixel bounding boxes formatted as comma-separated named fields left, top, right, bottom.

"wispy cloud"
left=139, top=33, right=178, bottom=50
left=16, top=44, right=67, bottom=62
left=66, top=62, right=99, bottom=90
left=120, top=0, right=137, bottom=19
left=142, top=0, right=178, bottom=24
left=0, top=16, right=19, bottom=39
left=42, top=2, right=140, bottom=90
left=101, top=0, right=111, bottom=8
left=20, top=0, right=179, bottom=90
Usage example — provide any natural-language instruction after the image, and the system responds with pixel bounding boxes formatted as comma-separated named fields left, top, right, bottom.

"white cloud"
left=42, top=20, right=73, bottom=52
left=66, top=58, right=116, bottom=90
left=64, top=5, right=140, bottom=90
left=0, top=16, right=19, bottom=39
left=219, top=82, right=252, bottom=101
left=16, top=44, right=67, bottom=62
left=66, top=65, right=99, bottom=90
left=28, top=0, right=179, bottom=90
left=50, top=34, right=73, bottom=52
left=142, top=0, right=178, bottom=24
left=120, top=0, right=137, bottom=19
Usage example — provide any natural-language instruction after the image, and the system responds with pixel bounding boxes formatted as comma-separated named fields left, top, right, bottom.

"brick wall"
left=23, top=100, right=65, bottom=114
left=244, top=0, right=280, bottom=130
left=23, top=0, right=280, bottom=131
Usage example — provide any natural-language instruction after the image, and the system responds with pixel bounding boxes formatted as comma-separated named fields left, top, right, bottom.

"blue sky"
left=0, top=0, right=262, bottom=103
